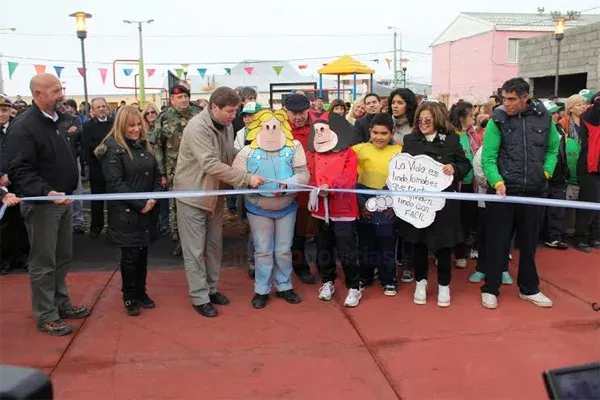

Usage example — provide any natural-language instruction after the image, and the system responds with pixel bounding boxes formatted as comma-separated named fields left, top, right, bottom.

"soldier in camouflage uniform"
left=152, top=84, right=200, bottom=256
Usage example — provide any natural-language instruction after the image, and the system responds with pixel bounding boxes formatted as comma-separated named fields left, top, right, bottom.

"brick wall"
left=518, top=21, right=600, bottom=93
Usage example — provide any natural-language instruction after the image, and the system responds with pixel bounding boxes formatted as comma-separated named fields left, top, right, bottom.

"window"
left=508, top=38, right=520, bottom=63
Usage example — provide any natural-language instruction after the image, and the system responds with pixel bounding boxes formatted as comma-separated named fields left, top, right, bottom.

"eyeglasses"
left=145, top=111, right=157, bottom=116
left=418, top=118, right=433, bottom=125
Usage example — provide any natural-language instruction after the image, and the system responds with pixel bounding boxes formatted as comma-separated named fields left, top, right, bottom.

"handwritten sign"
left=365, top=153, right=453, bottom=228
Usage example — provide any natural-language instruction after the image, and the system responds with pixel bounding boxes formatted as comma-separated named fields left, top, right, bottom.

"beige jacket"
left=173, top=108, right=251, bottom=213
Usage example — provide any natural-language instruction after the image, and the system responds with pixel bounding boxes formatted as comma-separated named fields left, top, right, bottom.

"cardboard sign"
left=365, top=153, right=453, bottom=228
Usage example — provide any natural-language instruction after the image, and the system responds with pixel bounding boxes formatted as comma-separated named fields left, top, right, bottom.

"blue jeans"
left=247, top=210, right=296, bottom=295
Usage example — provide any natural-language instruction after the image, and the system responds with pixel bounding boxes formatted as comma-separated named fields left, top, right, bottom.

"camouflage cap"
left=0, top=94, right=13, bottom=108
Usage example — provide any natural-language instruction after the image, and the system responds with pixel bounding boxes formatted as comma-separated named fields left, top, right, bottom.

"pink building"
left=431, top=12, right=600, bottom=104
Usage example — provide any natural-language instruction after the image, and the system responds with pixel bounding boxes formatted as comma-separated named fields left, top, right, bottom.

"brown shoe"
left=37, top=319, right=73, bottom=336
left=59, top=305, right=91, bottom=319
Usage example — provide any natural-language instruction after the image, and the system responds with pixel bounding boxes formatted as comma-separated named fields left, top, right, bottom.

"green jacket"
left=457, top=132, right=474, bottom=185
left=565, top=137, right=581, bottom=185
left=482, top=112, right=559, bottom=193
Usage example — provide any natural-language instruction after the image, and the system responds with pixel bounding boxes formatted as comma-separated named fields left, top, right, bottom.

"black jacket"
left=95, top=137, right=162, bottom=247
left=397, top=130, right=471, bottom=250
left=352, top=113, right=376, bottom=145
left=0, top=118, right=13, bottom=176
left=492, top=100, right=552, bottom=195
left=58, top=113, right=83, bottom=160
left=82, top=117, right=113, bottom=166
left=7, top=104, right=79, bottom=197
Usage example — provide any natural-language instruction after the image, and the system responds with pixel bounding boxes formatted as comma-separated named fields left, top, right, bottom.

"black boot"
left=136, top=248, right=154, bottom=308
left=252, top=294, right=269, bottom=309
left=124, top=299, right=141, bottom=316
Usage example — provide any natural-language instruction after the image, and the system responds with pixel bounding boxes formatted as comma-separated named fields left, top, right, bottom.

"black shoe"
left=37, top=319, right=73, bottom=336
left=209, top=292, right=230, bottom=305
left=295, top=270, right=315, bottom=284
left=59, top=305, right=91, bottom=319
left=590, top=240, right=600, bottom=249
left=124, top=300, right=141, bottom=316
left=140, top=294, right=156, bottom=309
left=73, top=226, right=85, bottom=234
left=276, top=290, right=301, bottom=304
left=193, top=303, right=218, bottom=317
left=0, top=262, right=12, bottom=275
left=247, top=266, right=255, bottom=279
left=172, top=242, right=182, bottom=257
left=252, top=294, right=269, bottom=309
left=574, top=242, right=592, bottom=253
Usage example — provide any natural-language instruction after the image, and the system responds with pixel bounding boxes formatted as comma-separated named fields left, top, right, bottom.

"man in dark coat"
left=82, top=97, right=113, bottom=238
left=352, top=93, right=381, bottom=145
left=7, top=73, right=90, bottom=336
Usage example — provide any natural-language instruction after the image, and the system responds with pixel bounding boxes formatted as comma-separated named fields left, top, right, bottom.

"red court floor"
left=1, top=247, right=598, bottom=399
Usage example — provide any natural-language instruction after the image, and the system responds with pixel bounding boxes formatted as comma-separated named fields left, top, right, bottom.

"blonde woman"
left=142, top=102, right=159, bottom=135
left=232, top=109, right=309, bottom=309
left=94, top=105, right=162, bottom=316
left=558, top=94, right=588, bottom=142
left=347, top=98, right=366, bottom=124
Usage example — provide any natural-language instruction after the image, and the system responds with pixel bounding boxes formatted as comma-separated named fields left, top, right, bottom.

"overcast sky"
left=1, top=0, right=598, bottom=97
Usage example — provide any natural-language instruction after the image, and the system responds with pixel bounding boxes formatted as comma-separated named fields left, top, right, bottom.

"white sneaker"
left=318, top=281, right=335, bottom=301
left=455, top=258, right=467, bottom=269
left=469, top=249, right=479, bottom=260
left=437, top=285, right=451, bottom=307
left=344, top=288, right=362, bottom=307
left=519, top=292, right=553, bottom=308
left=413, top=279, right=427, bottom=305
left=481, top=293, right=498, bottom=309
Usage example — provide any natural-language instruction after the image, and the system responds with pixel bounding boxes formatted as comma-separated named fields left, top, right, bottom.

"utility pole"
left=124, top=19, right=153, bottom=107
left=387, top=26, right=402, bottom=87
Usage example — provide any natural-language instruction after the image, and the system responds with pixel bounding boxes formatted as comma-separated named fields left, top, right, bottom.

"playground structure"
left=318, top=55, right=374, bottom=101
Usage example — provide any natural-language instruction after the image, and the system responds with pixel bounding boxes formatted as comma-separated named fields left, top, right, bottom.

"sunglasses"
left=418, top=118, right=433, bottom=125
left=145, top=111, right=157, bottom=116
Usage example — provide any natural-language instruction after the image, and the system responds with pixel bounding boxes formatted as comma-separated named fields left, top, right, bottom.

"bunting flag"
left=99, top=68, right=108, bottom=84
left=322, top=63, right=328, bottom=67
left=244, top=66, right=254, bottom=75
left=224, top=68, right=231, bottom=75
left=298, top=64, right=308, bottom=70
left=34, top=64, right=46, bottom=74
left=372, top=59, right=379, bottom=63
left=7, top=61, right=18, bottom=79
left=77, top=67, right=86, bottom=77
left=174, top=68, right=183, bottom=78
left=123, top=68, right=133, bottom=76
left=54, top=66, right=64, bottom=78
left=197, top=68, right=207, bottom=79
left=385, top=58, right=392, bottom=69
left=272, top=66, right=283, bottom=76
left=147, top=68, right=156, bottom=78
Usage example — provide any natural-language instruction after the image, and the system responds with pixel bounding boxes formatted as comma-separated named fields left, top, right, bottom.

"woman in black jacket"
left=94, top=105, right=162, bottom=316
left=399, top=101, right=471, bottom=308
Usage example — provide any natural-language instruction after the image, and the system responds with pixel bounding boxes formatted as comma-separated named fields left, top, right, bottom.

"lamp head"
left=70, top=11, right=92, bottom=39
left=554, top=17, right=565, bottom=40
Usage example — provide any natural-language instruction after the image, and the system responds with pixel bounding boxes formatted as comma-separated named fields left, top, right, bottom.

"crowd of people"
left=0, top=72, right=598, bottom=336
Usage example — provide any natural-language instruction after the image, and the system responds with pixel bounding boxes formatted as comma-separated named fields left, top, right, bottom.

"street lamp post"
left=0, top=27, right=17, bottom=95
left=553, top=16, right=565, bottom=98
left=182, top=64, right=189, bottom=83
left=124, top=19, right=153, bottom=107
left=401, top=58, right=409, bottom=88
left=69, top=12, right=92, bottom=116
left=387, top=26, right=402, bottom=87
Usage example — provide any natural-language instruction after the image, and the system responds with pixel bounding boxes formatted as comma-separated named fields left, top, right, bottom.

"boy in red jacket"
left=306, top=113, right=361, bottom=307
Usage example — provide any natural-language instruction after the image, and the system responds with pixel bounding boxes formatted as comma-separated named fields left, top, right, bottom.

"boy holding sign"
left=352, top=113, right=402, bottom=296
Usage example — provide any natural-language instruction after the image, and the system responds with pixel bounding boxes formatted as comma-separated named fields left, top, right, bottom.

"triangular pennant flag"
left=298, top=64, right=308, bottom=70
left=77, top=67, right=86, bottom=77
left=54, top=66, right=64, bottom=78
left=99, top=68, right=108, bottom=84
left=224, top=68, right=231, bottom=75
left=386, top=59, right=392, bottom=69
left=174, top=68, right=183, bottom=78
left=322, top=63, right=328, bottom=67
left=34, top=64, right=46, bottom=74
left=244, top=66, right=254, bottom=75
left=272, top=66, right=283, bottom=76
left=7, top=61, right=18, bottom=79
left=123, top=68, right=133, bottom=76
left=373, top=59, right=379, bottom=63
left=147, top=68, right=156, bottom=78
left=197, top=68, right=207, bottom=79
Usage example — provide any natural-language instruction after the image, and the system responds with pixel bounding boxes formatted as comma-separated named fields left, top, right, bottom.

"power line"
left=1, top=32, right=392, bottom=39
left=1, top=49, right=432, bottom=67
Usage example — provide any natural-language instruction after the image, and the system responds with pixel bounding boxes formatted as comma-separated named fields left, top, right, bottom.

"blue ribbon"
left=1, top=185, right=599, bottom=221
